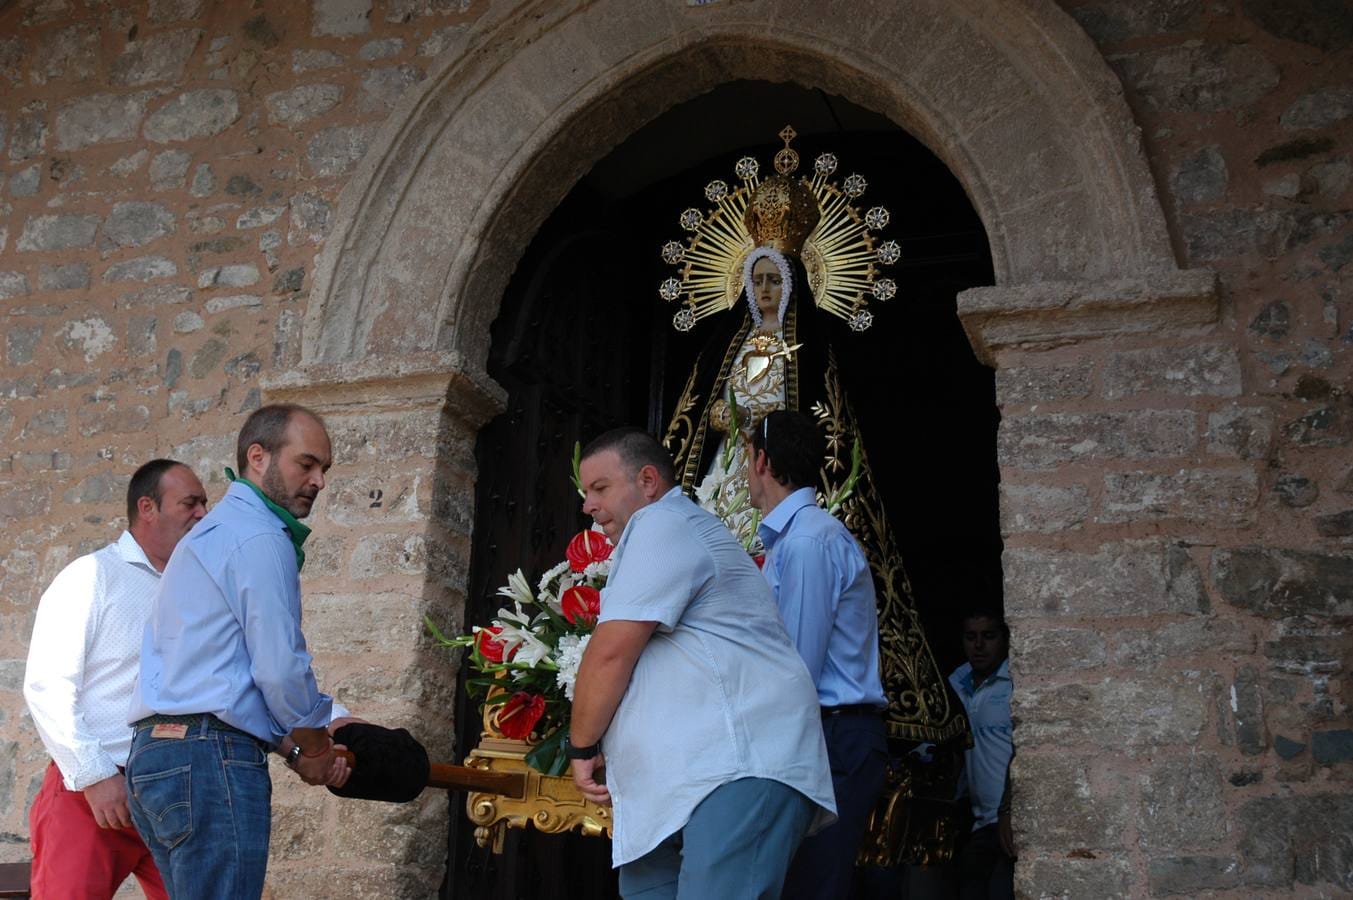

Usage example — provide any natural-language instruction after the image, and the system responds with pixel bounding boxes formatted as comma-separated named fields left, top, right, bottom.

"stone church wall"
left=997, top=2, right=1352, bottom=894
left=0, top=0, right=1348, bottom=896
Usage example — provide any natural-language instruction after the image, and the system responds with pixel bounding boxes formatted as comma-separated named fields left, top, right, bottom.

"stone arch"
left=262, top=3, right=1227, bottom=891
left=300, top=0, right=1189, bottom=374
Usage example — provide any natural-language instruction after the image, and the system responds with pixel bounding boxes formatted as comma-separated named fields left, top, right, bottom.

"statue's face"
left=750, top=256, right=783, bottom=318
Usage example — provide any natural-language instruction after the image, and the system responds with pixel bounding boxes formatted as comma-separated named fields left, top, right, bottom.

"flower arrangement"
left=431, top=432, right=863, bottom=776
left=428, top=527, right=613, bottom=775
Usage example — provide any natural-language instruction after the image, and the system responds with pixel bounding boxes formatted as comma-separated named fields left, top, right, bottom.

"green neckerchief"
left=225, top=468, right=311, bottom=571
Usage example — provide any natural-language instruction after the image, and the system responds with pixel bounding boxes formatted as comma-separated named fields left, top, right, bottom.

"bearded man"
left=127, top=404, right=349, bottom=899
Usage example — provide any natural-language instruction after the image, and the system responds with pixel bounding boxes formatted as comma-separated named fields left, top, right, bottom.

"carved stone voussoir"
left=261, top=350, right=508, bottom=427
left=956, top=269, right=1220, bottom=366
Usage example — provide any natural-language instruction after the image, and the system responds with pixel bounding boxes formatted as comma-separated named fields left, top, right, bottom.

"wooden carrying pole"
left=334, top=749, right=526, bottom=798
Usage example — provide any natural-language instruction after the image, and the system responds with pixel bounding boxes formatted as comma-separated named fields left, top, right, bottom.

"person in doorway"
left=24, top=459, right=208, bottom=900
left=568, top=427, right=836, bottom=899
left=950, top=607, right=1015, bottom=900
left=746, top=409, right=889, bottom=900
left=127, top=404, right=350, bottom=899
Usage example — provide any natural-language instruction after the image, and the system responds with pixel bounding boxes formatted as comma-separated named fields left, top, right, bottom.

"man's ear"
left=137, top=494, right=158, bottom=524
left=246, top=442, right=268, bottom=475
left=637, top=464, right=661, bottom=496
left=751, top=449, right=770, bottom=477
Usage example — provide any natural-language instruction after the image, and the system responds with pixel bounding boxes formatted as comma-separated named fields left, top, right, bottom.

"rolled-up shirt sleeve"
left=229, top=533, right=331, bottom=734
left=598, top=507, right=712, bottom=631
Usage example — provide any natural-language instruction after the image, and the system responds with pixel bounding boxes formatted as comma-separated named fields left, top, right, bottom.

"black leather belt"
left=821, top=704, right=884, bottom=718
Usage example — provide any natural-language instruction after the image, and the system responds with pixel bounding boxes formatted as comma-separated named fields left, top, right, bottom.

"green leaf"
left=826, top=439, right=865, bottom=515
left=424, top=615, right=456, bottom=645
left=530, top=598, right=571, bottom=634
left=721, top=395, right=743, bottom=469
left=525, top=727, right=569, bottom=776
left=570, top=442, right=584, bottom=499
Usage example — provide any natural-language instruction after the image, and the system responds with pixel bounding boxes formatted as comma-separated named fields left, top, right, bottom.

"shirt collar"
left=225, top=478, right=311, bottom=569
left=226, top=478, right=273, bottom=513
left=757, top=486, right=817, bottom=550
left=115, top=529, right=157, bottom=572
left=615, top=486, right=684, bottom=547
left=953, top=657, right=1011, bottom=696
left=224, top=480, right=292, bottom=535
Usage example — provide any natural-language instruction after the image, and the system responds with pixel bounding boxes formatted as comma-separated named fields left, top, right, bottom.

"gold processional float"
left=446, top=127, right=970, bottom=867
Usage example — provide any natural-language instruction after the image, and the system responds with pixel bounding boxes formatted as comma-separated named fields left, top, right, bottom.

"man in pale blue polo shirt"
left=950, top=607, right=1015, bottom=900
left=127, top=404, right=350, bottom=899
left=748, top=410, right=889, bottom=900
left=568, top=427, right=836, bottom=899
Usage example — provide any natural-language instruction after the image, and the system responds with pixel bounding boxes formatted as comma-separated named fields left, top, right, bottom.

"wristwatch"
left=285, top=743, right=303, bottom=769
left=562, top=734, right=600, bottom=760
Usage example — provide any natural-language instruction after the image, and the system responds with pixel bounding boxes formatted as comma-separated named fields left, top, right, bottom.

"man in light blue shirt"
left=748, top=410, right=889, bottom=900
left=127, top=404, right=349, bottom=899
left=568, top=427, right=836, bottom=899
left=949, top=607, right=1015, bottom=900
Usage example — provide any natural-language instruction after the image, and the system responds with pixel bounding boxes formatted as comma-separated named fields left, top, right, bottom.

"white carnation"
left=537, top=559, right=571, bottom=595
left=554, top=633, right=591, bottom=702
left=583, top=559, right=611, bottom=583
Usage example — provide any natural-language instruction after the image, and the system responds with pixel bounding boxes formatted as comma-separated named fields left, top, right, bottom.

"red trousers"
left=29, top=762, right=168, bottom=900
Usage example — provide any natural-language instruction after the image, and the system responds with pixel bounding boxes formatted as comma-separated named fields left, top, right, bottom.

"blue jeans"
left=126, top=716, right=272, bottom=900
left=619, top=777, right=815, bottom=899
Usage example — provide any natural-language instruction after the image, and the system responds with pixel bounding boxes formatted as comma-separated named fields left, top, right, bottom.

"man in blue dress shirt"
left=568, top=427, right=836, bottom=899
left=747, top=409, right=890, bottom=900
left=127, top=404, right=350, bottom=899
left=949, top=607, right=1015, bottom=900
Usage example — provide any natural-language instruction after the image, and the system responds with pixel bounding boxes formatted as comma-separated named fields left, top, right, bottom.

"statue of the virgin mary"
left=658, top=128, right=966, bottom=753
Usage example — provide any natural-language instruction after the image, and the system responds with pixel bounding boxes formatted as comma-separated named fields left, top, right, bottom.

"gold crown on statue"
left=658, top=125, right=901, bottom=333
left=743, top=175, right=821, bottom=255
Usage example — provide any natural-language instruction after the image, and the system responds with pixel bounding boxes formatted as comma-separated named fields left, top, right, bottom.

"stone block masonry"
left=0, top=0, right=1350, bottom=898
left=0, top=0, right=471, bottom=894
left=985, top=10, right=1353, bottom=869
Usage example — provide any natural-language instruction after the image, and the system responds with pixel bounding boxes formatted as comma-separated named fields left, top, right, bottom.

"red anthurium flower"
left=566, top=530, right=613, bottom=572
left=476, top=626, right=511, bottom=663
left=753, top=554, right=767, bottom=570
left=561, top=585, right=602, bottom=627
left=496, top=691, right=546, bottom=740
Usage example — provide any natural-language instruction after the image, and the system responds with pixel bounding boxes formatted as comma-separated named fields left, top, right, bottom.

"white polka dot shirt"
left=24, top=531, right=160, bottom=790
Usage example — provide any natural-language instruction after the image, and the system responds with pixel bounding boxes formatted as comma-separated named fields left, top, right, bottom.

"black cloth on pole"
left=326, top=723, right=430, bottom=803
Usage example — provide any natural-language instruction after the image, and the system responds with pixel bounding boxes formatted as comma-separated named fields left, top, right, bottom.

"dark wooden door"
left=443, top=190, right=653, bottom=900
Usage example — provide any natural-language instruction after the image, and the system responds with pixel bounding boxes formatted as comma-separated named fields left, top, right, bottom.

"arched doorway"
left=448, top=80, right=997, bottom=898
left=265, top=2, right=1214, bottom=895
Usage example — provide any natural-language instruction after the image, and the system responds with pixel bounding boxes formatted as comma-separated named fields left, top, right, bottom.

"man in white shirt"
left=24, top=459, right=207, bottom=899
left=568, top=427, right=836, bottom=898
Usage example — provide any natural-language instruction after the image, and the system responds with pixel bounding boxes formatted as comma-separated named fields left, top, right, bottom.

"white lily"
left=495, top=569, right=535, bottom=608
left=493, top=604, right=554, bottom=668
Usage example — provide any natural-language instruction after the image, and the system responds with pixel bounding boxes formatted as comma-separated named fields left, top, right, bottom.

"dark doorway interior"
left=444, top=80, right=999, bottom=900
